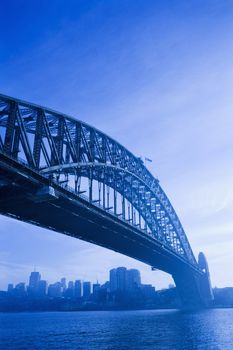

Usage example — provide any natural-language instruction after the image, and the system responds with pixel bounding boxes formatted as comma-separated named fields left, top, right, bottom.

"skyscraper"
left=93, top=283, right=101, bottom=295
left=126, top=269, right=141, bottom=290
left=65, top=281, right=74, bottom=298
left=15, top=283, right=26, bottom=296
left=60, top=278, right=67, bottom=293
left=68, top=281, right=74, bottom=289
left=7, top=284, right=13, bottom=293
left=48, top=282, right=62, bottom=298
left=83, top=281, right=91, bottom=299
left=37, top=280, right=47, bottom=296
left=116, top=267, right=127, bottom=291
left=74, top=280, right=82, bottom=298
left=109, top=268, right=117, bottom=292
left=28, top=271, right=41, bottom=295
left=110, top=267, right=127, bottom=291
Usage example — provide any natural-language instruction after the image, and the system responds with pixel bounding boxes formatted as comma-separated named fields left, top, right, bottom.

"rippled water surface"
left=0, top=309, right=233, bottom=349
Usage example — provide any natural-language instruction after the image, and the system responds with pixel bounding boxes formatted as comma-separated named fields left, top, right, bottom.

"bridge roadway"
left=0, top=94, right=214, bottom=309
left=0, top=152, right=211, bottom=309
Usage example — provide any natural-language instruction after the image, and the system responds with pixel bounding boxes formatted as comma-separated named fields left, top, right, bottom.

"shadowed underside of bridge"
left=0, top=94, right=213, bottom=309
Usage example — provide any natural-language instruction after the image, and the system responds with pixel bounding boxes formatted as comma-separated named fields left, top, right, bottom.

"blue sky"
left=1, top=0, right=233, bottom=290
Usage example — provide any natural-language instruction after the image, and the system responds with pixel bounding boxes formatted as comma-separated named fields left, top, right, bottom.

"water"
left=0, top=309, right=233, bottom=349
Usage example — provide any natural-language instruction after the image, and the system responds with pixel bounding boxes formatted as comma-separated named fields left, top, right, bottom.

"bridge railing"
left=0, top=94, right=197, bottom=266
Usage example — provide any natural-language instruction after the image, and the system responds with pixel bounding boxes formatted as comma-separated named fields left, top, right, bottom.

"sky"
left=0, top=0, right=233, bottom=290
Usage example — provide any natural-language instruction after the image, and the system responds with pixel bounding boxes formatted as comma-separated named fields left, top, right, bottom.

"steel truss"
left=0, top=94, right=197, bottom=265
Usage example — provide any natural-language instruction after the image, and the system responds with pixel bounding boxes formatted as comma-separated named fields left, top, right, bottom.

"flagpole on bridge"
left=144, top=157, right=152, bottom=167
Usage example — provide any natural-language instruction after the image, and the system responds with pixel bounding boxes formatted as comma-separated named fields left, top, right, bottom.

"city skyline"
left=3, top=267, right=158, bottom=297
left=1, top=1, right=233, bottom=290
left=1, top=266, right=181, bottom=312
left=2, top=267, right=158, bottom=293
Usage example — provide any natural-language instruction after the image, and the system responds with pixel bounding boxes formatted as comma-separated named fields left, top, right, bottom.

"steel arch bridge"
left=0, top=94, right=213, bottom=309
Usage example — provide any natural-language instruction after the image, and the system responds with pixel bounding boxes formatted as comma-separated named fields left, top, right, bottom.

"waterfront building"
left=141, top=284, right=156, bottom=299
left=109, top=268, right=117, bottom=292
left=68, top=281, right=74, bottom=289
left=65, top=281, right=75, bottom=298
left=28, top=271, right=41, bottom=296
left=29, top=271, right=41, bottom=289
left=93, top=283, right=101, bottom=295
left=74, top=280, right=82, bottom=298
left=126, top=269, right=141, bottom=290
left=61, top=278, right=67, bottom=292
left=83, top=281, right=91, bottom=299
left=116, top=267, right=127, bottom=291
left=15, top=283, right=26, bottom=296
left=48, top=282, right=62, bottom=298
left=37, top=280, right=47, bottom=297
left=110, top=267, right=140, bottom=292
left=7, top=284, right=13, bottom=293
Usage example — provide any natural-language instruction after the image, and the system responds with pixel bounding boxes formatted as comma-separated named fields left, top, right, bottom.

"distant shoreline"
left=1, top=306, right=233, bottom=314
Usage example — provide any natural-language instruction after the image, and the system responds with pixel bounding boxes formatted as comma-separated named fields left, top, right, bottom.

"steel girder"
left=0, top=93, right=197, bottom=266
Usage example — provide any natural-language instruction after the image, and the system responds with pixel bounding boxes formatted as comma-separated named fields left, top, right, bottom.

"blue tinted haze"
left=0, top=0, right=233, bottom=289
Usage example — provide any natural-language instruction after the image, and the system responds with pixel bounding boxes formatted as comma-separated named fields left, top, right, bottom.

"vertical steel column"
left=74, top=169, right=78, bottom=192
left=75, top=123, right=81, bottom=162
left=78, top=176, right=81, bottom=194
left=127, top=201, right=130, bottom=221
left=3, top=101, right=17, bottom=155
left=131, top=178, right=134, bottom=224
left=102, top=169, right=105, bottom=209
left=56, top=117, right=64, bottom=163
left=122, top=175, right=125, bottom=220
left=107, top=185, right=110, bottom=209
left=12, top=126, right=20, bottom=159
left=102, top=136, right=107, bottom=210
left=131, top=204, right=134, bottom=225
left=33, top=110, right=44, bottom=168
left=89, top=129, right=95, bottom=162
left=15, top=105, right=35, bottom=167
left=65, top=146, right=70, bottom=163
left=138, top=185, right=141, bottom=229
left=89, top=167, right=93, bottom=202
left=0, top=135, right=3, bottom=150
left=98, top=180, right=101, bottom=206
left=113, top=172, right=117, bottom=215
left=42, top=112, right=59, bottom=166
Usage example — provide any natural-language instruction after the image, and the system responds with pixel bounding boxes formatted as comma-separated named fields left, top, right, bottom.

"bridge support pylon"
left=172, top=252, right=214, bottom=309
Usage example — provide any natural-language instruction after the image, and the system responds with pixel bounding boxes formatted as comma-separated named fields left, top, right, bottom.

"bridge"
left=0, top=94, right=213, bottom=309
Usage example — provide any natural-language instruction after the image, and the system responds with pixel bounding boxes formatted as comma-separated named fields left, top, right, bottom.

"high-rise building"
left=116, top=267, right=127, bottom=291
left=65, top=281, right=74, bottom=298
left=83, top=281, right=91, bottom=299
left=15, top=282, right=26, bottom=296
left=68, top=281, right=74, bottom=289
left=74, top=280, right=82, bottom=298
left=110, top=268, right=117, bottom=292
left=7, top=284, right=13, bottom=293
left=37, top=280, right=47, bottom=296
left=28, top=271, right=41, bottom=295
left=93, top=283, right=101, bottom=295
left=61, top=278, right=67, bottom=292
left=110, top=267, right=127, bottom=291
left=48, top=282, right=62, bottom=298
left=29, top=271, right=41, bottom=289
left=126, top=269, right=141, bottom=290
left=141, top=284, right=155, bottom=299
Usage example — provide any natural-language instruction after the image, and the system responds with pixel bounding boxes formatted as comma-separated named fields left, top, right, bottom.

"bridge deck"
left=0, top=152, right=200, bottom=277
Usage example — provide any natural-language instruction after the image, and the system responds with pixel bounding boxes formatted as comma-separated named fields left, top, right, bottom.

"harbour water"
left=0, top=309, right=233, bottom=349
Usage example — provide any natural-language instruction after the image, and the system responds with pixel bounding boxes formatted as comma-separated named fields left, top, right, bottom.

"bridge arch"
left=0, top=93, right=214, bottom=308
